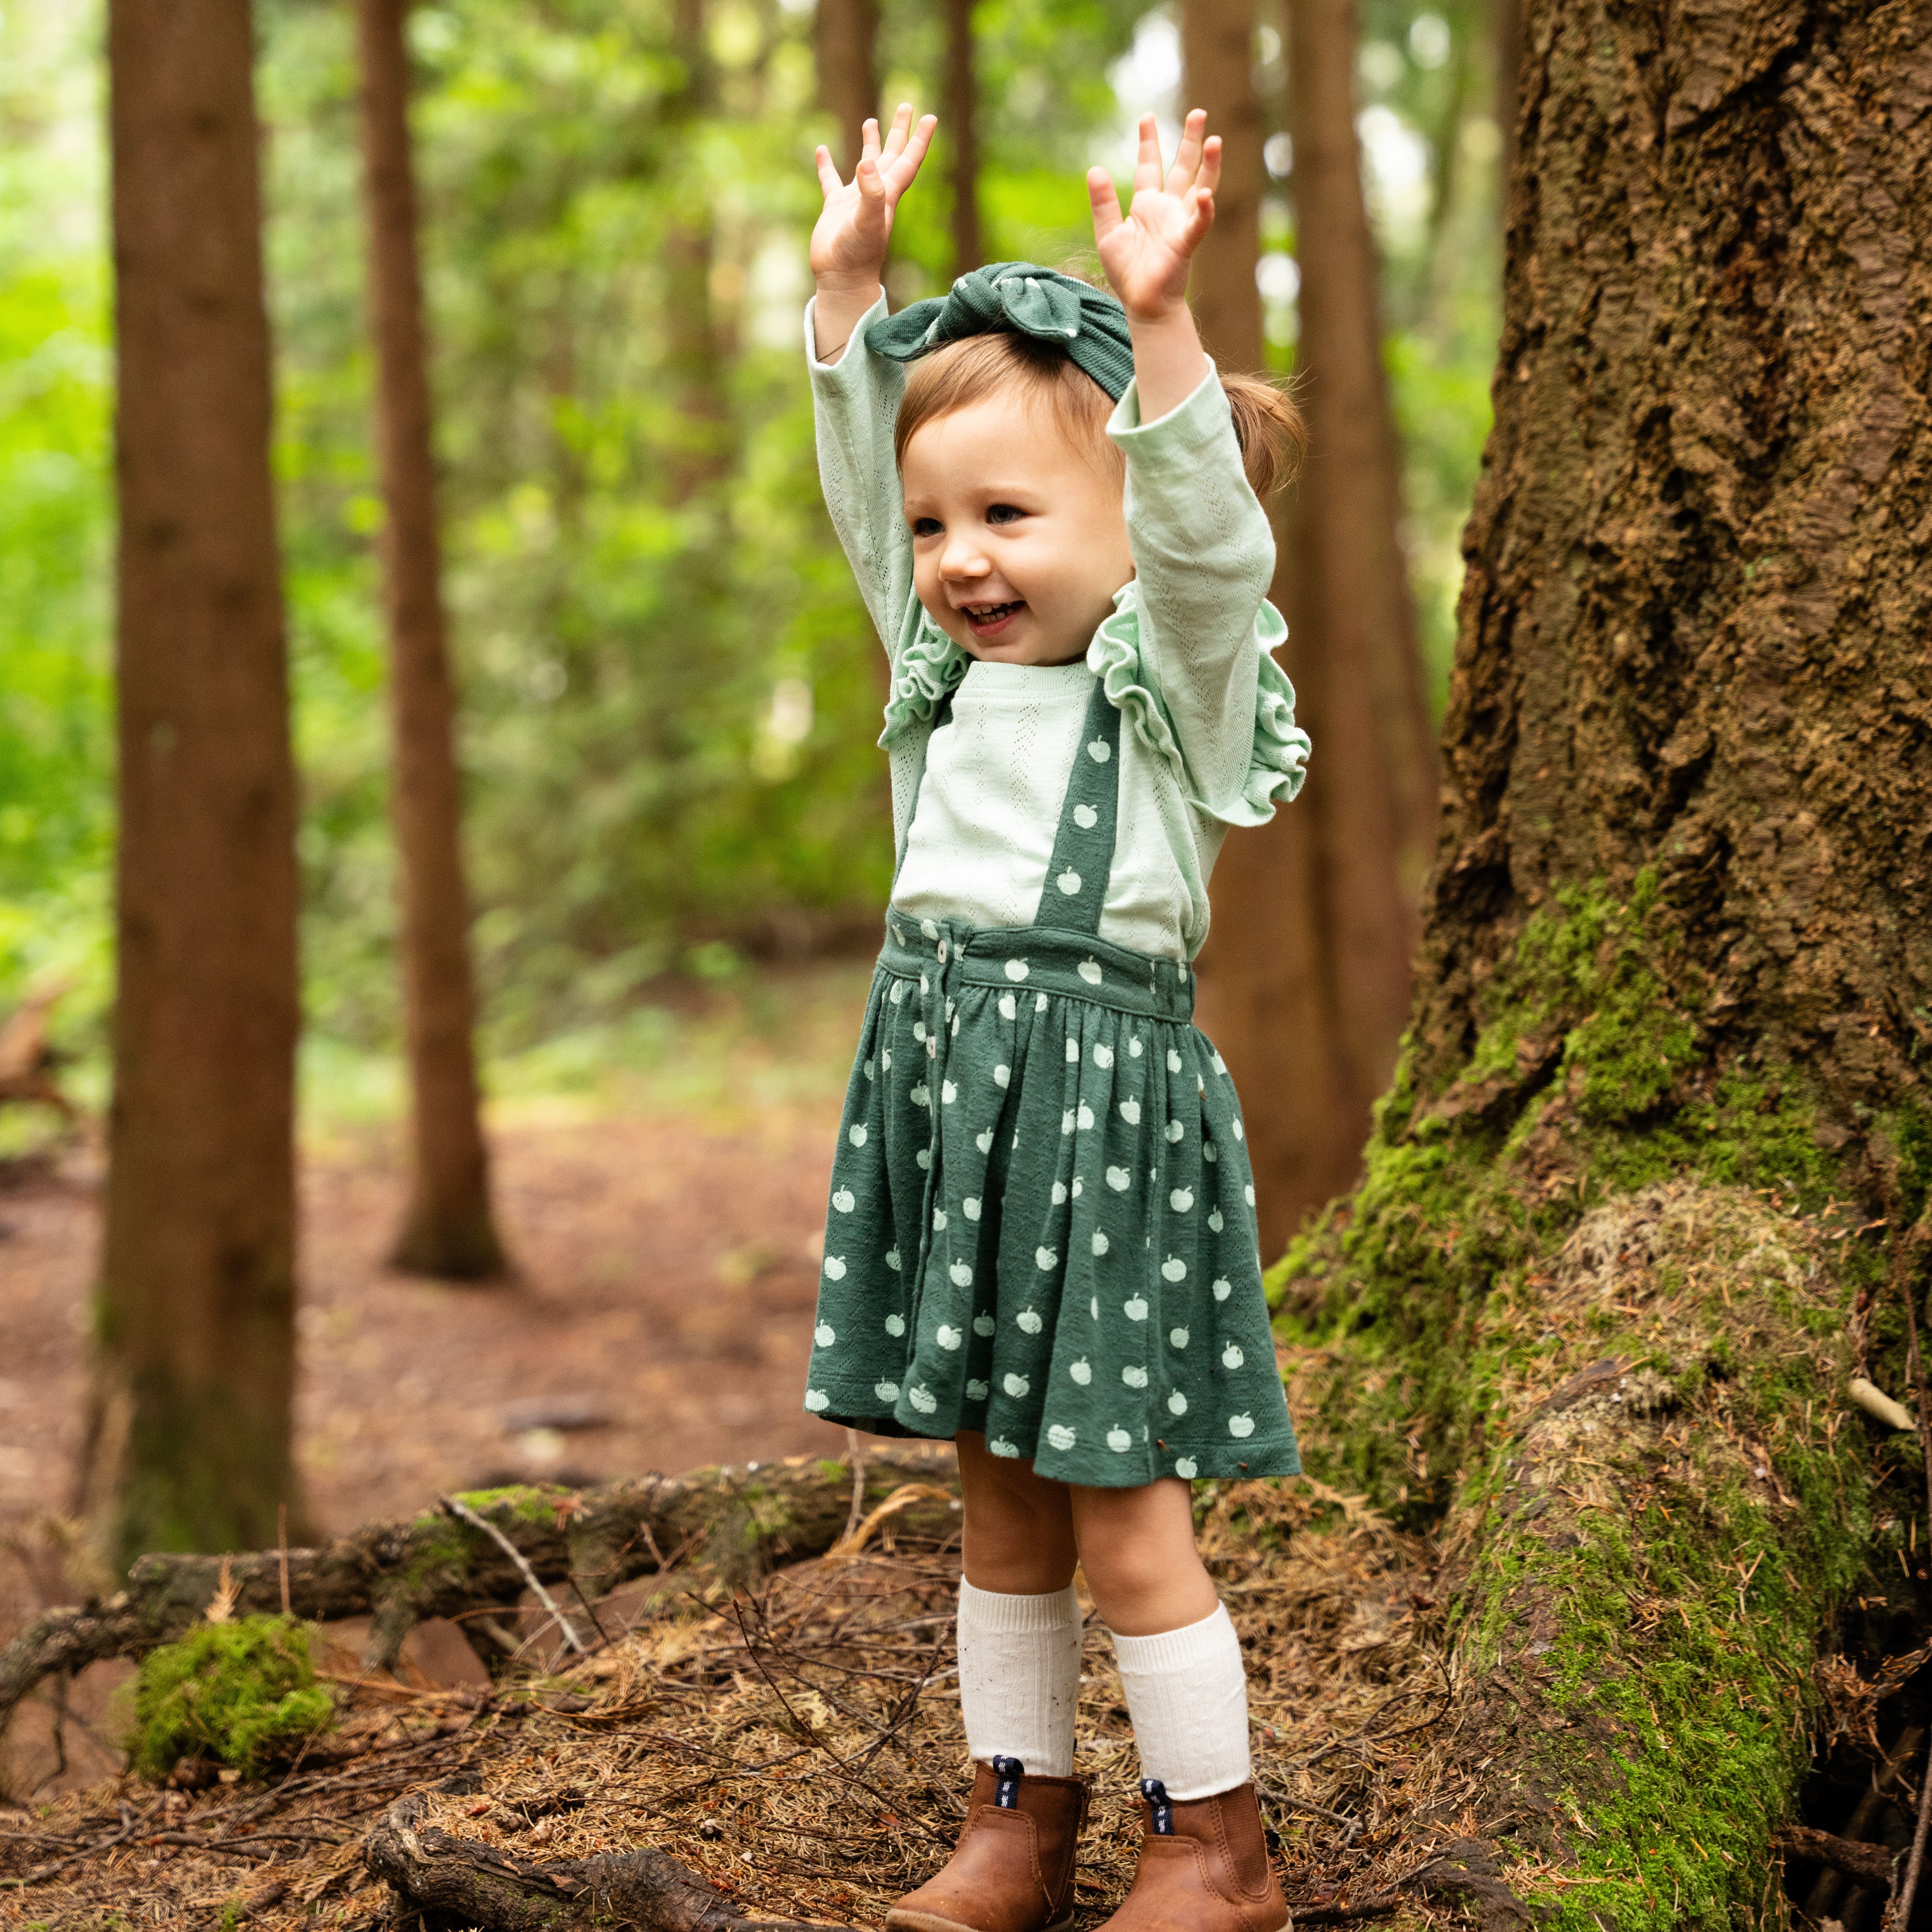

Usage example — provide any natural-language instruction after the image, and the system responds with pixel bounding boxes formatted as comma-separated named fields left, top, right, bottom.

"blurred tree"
left=81, top=0, right=305, bottom=1564
left=1180, top=0, right=1265, bottom=368
left=816, top=0, right=881, bottom=174
left=1191, top=0, right=1437, bottom=1254
left=354, top=0, right=507, bottom=1280
left=665, top=0, right=732, bottom=501
left=943, top=0, right=982, bottom=276
left=1491, top=0, right=1520, bottom=212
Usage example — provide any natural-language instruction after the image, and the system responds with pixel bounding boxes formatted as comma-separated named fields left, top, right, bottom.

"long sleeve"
left=1100, top=364, right=1308, bottom=825
left=806, top=291, right=914, bottom=663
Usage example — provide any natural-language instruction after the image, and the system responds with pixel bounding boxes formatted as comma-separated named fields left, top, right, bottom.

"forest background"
left=0, top=0, right=1499, bottom=1113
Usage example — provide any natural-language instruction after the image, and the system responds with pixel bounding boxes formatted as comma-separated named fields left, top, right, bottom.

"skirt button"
left=937, top=940, right=948, bottom=964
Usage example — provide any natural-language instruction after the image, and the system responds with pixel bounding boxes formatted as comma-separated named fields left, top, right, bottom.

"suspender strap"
left=1030, top=673, right=1122, bottom=936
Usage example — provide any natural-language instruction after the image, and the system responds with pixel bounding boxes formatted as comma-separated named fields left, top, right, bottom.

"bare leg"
left=1069, top=1478, right=1218, bottom=1635
left=955, top=1431, right=1078, bottom=1593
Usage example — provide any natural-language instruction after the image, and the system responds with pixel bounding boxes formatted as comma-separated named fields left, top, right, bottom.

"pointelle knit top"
left=806, top=290, right=1309, bottom=963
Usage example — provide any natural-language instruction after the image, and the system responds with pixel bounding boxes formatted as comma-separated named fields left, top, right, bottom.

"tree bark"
left=814, top=0, right=880, bottom=177
left=355, top=0, right=507, bottom=1283
left=82, top=0, right=304, bottom=1572
left=1190, top=0, right=1436, bottom=1254
left=0, top=1449, right=958, bottom=1728
left=1278, top=1, right=1932, bottom=1917
left=942, top=0, right=982, bottom=279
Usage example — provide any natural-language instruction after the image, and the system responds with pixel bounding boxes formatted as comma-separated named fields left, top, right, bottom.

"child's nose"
left=939, top=531, right=990, bottom=579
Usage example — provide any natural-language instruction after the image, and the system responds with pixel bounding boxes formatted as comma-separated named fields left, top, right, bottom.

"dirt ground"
left=0, top=968, right=874, bottom=1665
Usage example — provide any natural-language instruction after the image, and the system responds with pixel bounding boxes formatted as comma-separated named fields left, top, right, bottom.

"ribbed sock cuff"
left=959, top=1578, right=1081, bottom=1635
left=1108, top=1602, right=1231, bottom=1674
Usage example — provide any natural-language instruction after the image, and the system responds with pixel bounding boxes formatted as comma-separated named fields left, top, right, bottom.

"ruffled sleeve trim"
left=1088, top=583, right=1310, bottom=827
left=878, top=610, right=971, bottom=749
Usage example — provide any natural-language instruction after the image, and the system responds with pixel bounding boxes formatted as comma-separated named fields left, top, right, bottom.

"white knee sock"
left=1110, top=1602, right=1251, bottom=1800
left=955, top=1579, right=1083, bottom=1777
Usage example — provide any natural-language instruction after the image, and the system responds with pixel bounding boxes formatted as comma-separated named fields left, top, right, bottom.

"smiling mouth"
left=961, top=599, right=1025, bottom=637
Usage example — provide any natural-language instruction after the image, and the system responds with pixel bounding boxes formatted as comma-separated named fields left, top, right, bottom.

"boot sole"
left=887, top=1912, right=1077, bottom=1932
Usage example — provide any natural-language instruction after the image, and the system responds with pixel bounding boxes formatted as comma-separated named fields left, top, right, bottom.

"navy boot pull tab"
left=1140, top=1778, right=1174, bottom=1835
left=992, top=1756, right=1025, bottom=1808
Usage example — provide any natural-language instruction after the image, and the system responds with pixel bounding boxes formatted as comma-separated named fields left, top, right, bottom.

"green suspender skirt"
left=803, top=675, right=1299, bottom=1489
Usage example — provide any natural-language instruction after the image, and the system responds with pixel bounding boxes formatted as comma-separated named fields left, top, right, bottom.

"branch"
left=1775, top=1825, right=1896, bottom=1892
left=0, top=1447, right=958, bottom=1734
left=364, top=1794, right=816, bottom=1931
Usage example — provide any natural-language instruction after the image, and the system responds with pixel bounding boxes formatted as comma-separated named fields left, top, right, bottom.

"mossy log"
left=0, top=1447, right=956, bottom=1734
left=364, top=1794, right=813, bottom=1932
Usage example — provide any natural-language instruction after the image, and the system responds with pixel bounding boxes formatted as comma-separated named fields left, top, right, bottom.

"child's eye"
left=986, top=503, right=1026, bottom=526
left=911, top=516, right=942, bottom=538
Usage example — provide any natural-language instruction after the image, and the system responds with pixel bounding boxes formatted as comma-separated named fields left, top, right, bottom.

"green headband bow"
left=864, top=261, right=1135, bottom=402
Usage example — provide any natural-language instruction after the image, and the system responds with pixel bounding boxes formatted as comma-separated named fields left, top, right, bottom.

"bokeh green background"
left=0, top=0, right=1500, bottom=1122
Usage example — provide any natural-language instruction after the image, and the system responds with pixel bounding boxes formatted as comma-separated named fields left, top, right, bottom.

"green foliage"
left=127, top=1616, right=336, bottom=1780
left=0, top=0, right=1505, bottom=1087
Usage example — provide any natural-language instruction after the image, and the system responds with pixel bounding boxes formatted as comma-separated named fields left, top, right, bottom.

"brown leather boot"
left=886, top=1757, right=1088, bottom=1932
left=1097, top=1780, right=1290, bottom=1932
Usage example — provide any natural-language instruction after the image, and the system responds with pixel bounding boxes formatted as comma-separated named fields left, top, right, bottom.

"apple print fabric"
left=802, top=676, right=1297, bottom=1488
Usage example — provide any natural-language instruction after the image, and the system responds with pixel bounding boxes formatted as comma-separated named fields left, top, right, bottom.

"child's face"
left=901, top=391, right=1135, bottom=667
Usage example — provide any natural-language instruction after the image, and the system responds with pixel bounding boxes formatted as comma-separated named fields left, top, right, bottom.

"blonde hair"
left=893, top=330, right=1305, bottom=500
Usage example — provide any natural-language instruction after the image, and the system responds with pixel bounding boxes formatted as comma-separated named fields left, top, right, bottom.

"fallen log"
left=0, top=1447, right=957, bottom=1733
left=364, top=1793, right=812, bottom=1931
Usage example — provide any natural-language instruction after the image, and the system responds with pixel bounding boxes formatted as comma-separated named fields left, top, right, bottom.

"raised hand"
left=1086, top=110, right=1221, bottom=322
left=811, top=104, right=938, bottom=293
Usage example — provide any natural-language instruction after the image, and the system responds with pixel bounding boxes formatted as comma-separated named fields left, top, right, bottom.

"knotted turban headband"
left=864, top=261, right=1135, bottom=402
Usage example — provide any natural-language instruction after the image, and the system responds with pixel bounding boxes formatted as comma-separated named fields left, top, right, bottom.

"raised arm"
left=1090, top=113, right=1297, bottom=821
left=1087, top=112, right=1219, bottom=423
left=807, top=107, right=936, bottom=652
left=810, top=106, right=935, bottom=363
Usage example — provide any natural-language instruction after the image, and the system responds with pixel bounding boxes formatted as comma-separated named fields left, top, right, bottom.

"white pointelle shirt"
left=807, top=292, right=1309, bottom=963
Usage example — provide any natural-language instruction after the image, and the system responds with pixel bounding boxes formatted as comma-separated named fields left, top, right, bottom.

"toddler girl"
left=802, top=102, right=1305, bottom=1932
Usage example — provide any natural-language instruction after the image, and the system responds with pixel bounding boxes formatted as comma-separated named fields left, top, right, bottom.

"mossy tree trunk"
left=1275, top=2, right=1932, bottom=1926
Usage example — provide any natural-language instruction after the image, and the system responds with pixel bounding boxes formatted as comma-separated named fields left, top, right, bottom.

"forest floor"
left=0, top=1488, right=1443, bottom=1932
left=0, top=966, right=874, bottom=1701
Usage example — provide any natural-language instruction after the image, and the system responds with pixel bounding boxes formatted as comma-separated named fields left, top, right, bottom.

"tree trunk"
left=1180, top=0, right=1266, bottom=373
left=84, top=0, right=304, bottom=1570
left=942, top=0, right=981, bottom=279
left=1189, top=0, right=1436, bottom=1254
left=355, top=0, right=507, bottom=1283
left=1278, top=2, right=1932, bottom=1918
left=814, top=0, right=879, bottom=177
left=664, top=0, right=730, bottom=503
left=1491, top=0, right=1521, bottom=229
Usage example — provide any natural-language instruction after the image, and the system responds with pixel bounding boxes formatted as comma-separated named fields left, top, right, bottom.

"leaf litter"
left=0, top=1472, right=1465, bottom=1930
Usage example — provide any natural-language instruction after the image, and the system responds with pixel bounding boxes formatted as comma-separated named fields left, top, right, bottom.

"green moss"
left=127, top=1615, right=335, bottom=1780
left=451, top=1485, right=563, bottom=1523
left=1265, top=875, right=1912, bottom=1927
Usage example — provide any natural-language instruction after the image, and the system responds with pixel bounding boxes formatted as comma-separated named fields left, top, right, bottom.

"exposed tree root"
left=0, top=1446, right=957, bottom=1733
left=364, top=1793, right=813, bottom=1931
